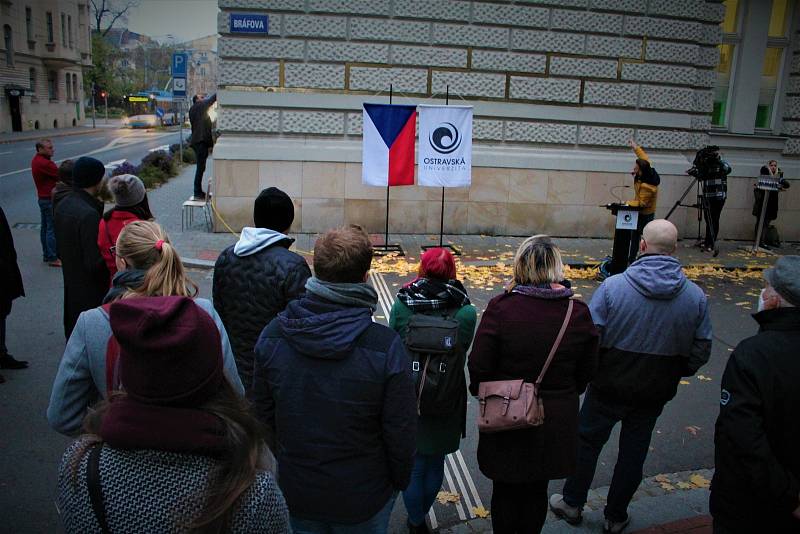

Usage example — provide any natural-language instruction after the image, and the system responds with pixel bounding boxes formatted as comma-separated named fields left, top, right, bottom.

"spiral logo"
left=429, top=122, right=461, bottom=154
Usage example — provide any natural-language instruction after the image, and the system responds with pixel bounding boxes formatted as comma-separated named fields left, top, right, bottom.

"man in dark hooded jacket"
left=54, top=157, right=109, bottom=338
left=252, top=225, right=416, bottom=533
left=188, top=93, right=216, bottom=200
left=711, top=256, right=800, bottom=534
left=213, top=187, right=311, bottom=389
left=550, top=219, right=712, bottom=534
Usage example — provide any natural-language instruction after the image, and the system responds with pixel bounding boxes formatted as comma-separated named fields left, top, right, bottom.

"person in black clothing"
left=753, top=160, right=791, bottom=247
left=188, top=93, right=217, bottom=200
left=0, top=205, right=27, bottom=382
left=701, top=175, right=727, bottom=251
left=711, top=255, right=800, bottom=534
left=53, top=157, right=110, bottom=338
left=213, top=188, right=311, bottom=390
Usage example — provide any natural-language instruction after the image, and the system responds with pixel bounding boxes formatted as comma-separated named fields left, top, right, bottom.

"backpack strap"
left=534, top=299, right=574, bottom=390
left=100, top=304, right=121, bottom=395
left=86, top=443, right=112, bottom=534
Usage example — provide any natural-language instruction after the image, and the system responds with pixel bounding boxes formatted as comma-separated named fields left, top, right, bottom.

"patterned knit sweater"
left=58, top=438, right=290, bottom=533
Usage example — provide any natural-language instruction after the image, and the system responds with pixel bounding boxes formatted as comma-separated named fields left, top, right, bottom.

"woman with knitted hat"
left=57, top=295, right=290, bottom=533
left=47, top=220, right=244, bottom=436
left=98, top=174, right=154, bottom=282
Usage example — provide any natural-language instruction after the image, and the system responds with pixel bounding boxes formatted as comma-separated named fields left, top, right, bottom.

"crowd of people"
left=0, top=136, right=797, bottom=534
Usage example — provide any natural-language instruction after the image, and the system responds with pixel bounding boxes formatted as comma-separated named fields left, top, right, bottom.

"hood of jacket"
left=623, top=254, right=686, bottom=300
left=233, top=227, right=292, bottom=257
left=277, top=297, right=373, bottom=359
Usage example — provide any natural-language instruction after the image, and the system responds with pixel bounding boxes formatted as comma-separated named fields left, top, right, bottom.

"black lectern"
left=604, top=203, right=643, bottom=275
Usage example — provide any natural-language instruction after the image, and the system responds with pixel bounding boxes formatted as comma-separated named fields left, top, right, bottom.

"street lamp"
left=100, top=91, right=108, bottom=124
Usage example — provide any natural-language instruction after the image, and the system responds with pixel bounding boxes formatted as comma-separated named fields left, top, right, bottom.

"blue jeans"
left=403, top=453, right=446, bottom=526
left=290, top=492, right=397, bottom=534
left=38, top=198, right=57, bottom=261
left=562, top=388, right=663, bottom=523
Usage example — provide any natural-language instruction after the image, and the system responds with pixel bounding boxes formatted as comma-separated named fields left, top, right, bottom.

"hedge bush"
left=110, top=161, right=139, bottom=176
left=141, top=151, right=178, bottom=178
left=137, top=165, right=169, bottom=189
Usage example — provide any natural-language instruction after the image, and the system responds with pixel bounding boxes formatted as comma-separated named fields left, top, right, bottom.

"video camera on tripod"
left=686, top=145, right=732, bottom=182
left=666, top=146, right=733, bottom=257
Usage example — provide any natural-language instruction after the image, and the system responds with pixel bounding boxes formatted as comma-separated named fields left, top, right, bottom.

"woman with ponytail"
left=47, top=221, right=244, bottom=436
left=57, top=296, right=289, bottom=533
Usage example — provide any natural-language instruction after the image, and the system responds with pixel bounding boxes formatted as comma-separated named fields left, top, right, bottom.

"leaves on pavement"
left=689, top=474, right=711, bottom=488
left=472, top=506, right=490, bottom=518
left=436, top=491, right=461, bottom=505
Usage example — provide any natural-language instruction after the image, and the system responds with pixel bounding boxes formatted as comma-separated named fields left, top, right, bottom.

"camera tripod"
left=665, top=177, right=719, bottom=257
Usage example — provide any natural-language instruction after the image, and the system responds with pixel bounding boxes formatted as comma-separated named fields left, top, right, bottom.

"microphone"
left=610, top=185, right=631, bottom=203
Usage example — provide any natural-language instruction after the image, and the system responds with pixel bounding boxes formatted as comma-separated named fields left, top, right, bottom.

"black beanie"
left=72, top=157, right=106, bottom=188
left=253, top=187, right=294, bottom=231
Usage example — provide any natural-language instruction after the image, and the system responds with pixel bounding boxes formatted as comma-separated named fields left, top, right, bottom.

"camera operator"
left=689, top=147, right=731, bottom=253
left=753, top=160, right=790, bottom=248
left=626, top=140, right=660, bottom=263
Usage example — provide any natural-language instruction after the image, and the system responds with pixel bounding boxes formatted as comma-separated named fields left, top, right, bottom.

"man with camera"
left=688, top=146, right=731, bottom=254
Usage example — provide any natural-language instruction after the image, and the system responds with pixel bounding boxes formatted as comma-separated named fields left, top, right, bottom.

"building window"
left=68, top=15, right=73, bottom=48
left=712, top=0, right=742, bottom=127
left=769, top=0, right=792, bottom=37
left=48, top=70, right=57, bottom=100
left=3, top=25, right=12, bottom=67
left=26, top=7, right=33, bottom=41
left=72, top=75, right=78, bottom=101
left=756, top=47, right=784, bottom=128
left=61, top=13, right=66, bottom=47
left=66, top=73, right=72, bottom=100
left=46, top=12, right=54, bottom=43
left=29, top=67, right=36, bottom=95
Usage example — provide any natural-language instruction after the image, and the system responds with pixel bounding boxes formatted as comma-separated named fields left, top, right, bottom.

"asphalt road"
left=0, top=128, right=182, bottom=224
left=0, top=224, right=762, bottom=533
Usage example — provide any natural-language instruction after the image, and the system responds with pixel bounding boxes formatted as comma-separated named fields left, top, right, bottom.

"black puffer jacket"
left=213, top=229, right=311, bottom=390
left=711, top=308, right=800, bottom=533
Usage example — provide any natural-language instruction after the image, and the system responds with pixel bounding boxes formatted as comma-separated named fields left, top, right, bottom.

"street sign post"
left=172, top=52, right=188, bottom=99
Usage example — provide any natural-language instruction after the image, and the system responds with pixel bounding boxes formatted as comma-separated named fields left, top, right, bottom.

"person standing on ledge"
left=626, top=140, right=660, bottom=264
left=189, top=93, right=217, bottom=201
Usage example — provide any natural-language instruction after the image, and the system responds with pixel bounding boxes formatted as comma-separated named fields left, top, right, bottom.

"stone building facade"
left=214, top=0, right=800, bottom=241
left=1, top=0, right=92, bottom=133
left=184, top=34, right=219, bottom=98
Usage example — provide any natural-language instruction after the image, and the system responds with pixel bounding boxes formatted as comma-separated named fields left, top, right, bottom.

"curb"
left=0, top=128, right=105, bottom=144
left=181, top=255, right=771, bottom=273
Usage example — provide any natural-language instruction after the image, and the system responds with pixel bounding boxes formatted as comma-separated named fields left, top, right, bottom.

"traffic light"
left=100, top=91, right=107, bottom=99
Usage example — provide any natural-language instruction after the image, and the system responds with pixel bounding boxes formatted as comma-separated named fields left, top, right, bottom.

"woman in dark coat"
left=468, top=235, right=599, bottom=534
left=390, top=248, right=477, bottom=533
left=753, top=160, right=791, bottom=246
left=0, top=205, right=27, bottom=383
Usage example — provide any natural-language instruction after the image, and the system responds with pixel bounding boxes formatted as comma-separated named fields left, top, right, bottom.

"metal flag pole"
left=373, top=84, right=405, bottom=256
left=421, top=85, right=461, bottom=255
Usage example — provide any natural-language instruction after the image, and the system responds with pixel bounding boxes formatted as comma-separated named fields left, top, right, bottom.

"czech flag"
left=362, top=103, right=417, bottom=187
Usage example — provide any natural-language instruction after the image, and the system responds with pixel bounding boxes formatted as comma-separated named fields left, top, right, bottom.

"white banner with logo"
left=418, top=105, right=473, bottom=187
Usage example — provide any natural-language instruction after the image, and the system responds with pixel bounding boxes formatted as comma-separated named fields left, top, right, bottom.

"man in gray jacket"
left=550, top=219, right=712, bottom=534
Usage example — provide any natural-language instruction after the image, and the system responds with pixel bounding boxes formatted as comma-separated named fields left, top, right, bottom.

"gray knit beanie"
left=108, top=174, right=146, bottom=207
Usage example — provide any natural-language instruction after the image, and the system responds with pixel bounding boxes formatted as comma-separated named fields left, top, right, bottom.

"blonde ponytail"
left=115, top=221, right=198, bottom=298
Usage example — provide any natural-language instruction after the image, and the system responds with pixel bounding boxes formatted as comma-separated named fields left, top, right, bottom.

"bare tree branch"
left=90, top=0, right=140, bottom=36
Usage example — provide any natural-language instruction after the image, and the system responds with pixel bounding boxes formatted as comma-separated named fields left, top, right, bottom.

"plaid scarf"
left=397, top=278, right=471, bottom=312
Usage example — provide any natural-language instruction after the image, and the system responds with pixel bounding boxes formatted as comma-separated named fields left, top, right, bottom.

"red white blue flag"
left=362, top=103, right=417, bottom=187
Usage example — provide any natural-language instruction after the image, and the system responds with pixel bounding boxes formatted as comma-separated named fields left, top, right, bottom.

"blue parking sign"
left=172, top=53, right=188, bottom=76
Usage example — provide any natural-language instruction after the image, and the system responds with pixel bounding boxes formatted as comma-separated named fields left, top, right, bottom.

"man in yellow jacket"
left=626, top=140, right=660, bottom=263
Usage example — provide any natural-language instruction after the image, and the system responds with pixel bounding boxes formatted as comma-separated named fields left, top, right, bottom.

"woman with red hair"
left=389, top=247, right=477, bottom=533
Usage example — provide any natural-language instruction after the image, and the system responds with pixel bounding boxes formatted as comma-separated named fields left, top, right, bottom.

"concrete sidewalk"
left=147, top=163, right=797, bottom=272
left=437, top=469, right=714, bottom=534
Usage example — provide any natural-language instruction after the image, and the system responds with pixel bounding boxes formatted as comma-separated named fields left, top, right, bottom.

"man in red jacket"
left=31, top=139, right=61, bottom=267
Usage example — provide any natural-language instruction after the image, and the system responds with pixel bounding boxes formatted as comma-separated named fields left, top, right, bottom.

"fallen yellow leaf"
left=436, top=491, right=461, bottom=505
left=654, top=474, right=671, bottom=483
left=659, top=482, right=676, bottom=491
left=680, top=380, right=691, bottom=385
left=697, top=375, right=713, bottom=381
left=689, top=474, right=711, bottom=488
left=685, top=425, right=701, bottom=436
left=676, top=482, right=694, bottom=490
left=473, top=506, right=490, bottom=518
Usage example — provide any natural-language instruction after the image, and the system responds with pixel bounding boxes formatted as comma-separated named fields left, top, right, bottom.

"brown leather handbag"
left=477, top=299, right=574, bottom=433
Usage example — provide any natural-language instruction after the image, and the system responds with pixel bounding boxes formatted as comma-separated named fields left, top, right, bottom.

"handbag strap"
left=534, top=299, right=574, bottom=388
left=86, top=443, right=112, bottom=534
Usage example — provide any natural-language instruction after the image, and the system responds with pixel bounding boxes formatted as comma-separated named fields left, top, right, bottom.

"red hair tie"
left=154, top=239, right=164, bottom=251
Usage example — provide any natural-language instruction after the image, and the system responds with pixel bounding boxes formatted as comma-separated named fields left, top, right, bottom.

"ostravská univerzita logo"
left=423, top=122, right=467, bottom=169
